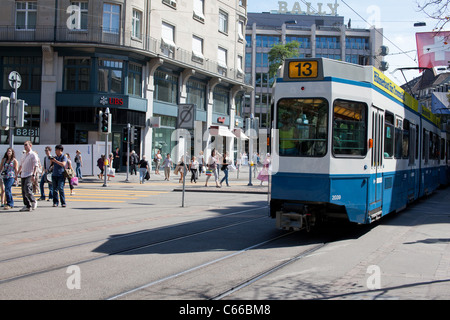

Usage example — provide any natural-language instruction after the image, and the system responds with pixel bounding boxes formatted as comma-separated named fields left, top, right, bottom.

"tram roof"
left=280, top=58, right=440, bottom=126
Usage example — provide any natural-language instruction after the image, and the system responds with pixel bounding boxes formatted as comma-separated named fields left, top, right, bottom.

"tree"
left=268, top=41, right=300, bottom=79
left=417, top=0, right=450, bottom=32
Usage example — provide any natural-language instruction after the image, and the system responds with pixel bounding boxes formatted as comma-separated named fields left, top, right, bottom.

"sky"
left=247, top=0, right=447, bottom=86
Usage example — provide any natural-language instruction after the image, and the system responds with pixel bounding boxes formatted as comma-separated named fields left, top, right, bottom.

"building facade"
left=0, top=0, right=250, bottom=166
left=244, top=11, right=384, bottom=132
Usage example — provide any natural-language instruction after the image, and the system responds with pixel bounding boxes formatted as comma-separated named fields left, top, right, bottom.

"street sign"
left=8, top=71, right=22, bottom=89
left=177, top=104, right=196, bottom=129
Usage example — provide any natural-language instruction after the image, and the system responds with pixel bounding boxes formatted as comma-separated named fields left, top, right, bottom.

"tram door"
left=369, top=107, right=383, bottom=215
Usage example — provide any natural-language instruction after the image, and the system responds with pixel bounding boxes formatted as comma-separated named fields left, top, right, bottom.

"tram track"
left=0, top=206, right=267, bottom=285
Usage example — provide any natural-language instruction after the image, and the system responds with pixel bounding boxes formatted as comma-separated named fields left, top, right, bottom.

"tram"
left=269, top=58, right=448, bottom=230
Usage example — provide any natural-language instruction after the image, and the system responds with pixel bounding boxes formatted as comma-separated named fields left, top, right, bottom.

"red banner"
left=416, top=31, right=450, bottom=69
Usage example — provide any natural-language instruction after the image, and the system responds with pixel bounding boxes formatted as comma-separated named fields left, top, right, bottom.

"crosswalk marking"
left=9, top=186, right=168, bottom=204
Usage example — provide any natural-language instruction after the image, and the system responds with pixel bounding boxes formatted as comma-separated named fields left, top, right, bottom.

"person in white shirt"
left=18, top=141, right=39, bottom=212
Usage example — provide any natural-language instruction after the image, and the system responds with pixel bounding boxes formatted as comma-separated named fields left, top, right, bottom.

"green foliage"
left=268, top=41, right=300, bottom=78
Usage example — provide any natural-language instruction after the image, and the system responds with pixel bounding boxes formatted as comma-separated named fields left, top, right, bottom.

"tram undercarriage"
left=271, top=200, right=348, bottom=231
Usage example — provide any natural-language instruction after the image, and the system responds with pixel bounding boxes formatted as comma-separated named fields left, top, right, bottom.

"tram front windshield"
left=277, top=98, right=328, bottom=157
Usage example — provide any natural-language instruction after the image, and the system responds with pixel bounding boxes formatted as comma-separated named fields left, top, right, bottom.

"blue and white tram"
left=270, top=58, right=443, bottom=230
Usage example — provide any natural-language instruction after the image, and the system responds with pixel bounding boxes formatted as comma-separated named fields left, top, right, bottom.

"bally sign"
left=277, top=1, right=339, bottom=16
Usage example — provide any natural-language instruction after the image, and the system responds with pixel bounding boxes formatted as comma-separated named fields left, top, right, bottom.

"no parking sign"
left=177, top=104, right=196, bottom=129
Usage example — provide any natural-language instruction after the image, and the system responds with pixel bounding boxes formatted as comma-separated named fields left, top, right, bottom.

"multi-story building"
left=0, top=0, right=250, bottom=166
left=244, top=11, right=384, bottom=133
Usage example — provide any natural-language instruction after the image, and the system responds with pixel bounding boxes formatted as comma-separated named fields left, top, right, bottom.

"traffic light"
left=16, top=99, right=27, bottom=128
left=0, top=97, right=10, bottom=129
left=100, top=110, right=111, bottom=133
left=123, top=126, right=129, bottom=143
left=133, top=127, right=139, bottom=144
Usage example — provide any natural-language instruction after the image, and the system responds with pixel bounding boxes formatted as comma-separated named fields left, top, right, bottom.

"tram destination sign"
left=288, top=60, right=319, bottom=79
left=283, top=58, right=323, bottom=81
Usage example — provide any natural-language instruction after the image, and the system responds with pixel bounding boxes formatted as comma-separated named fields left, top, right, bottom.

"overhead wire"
left=340, top=0, right=417, bottom=64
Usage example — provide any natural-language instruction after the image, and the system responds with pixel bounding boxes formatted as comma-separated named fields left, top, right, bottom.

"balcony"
left=0, top=26, right=245, bottom=84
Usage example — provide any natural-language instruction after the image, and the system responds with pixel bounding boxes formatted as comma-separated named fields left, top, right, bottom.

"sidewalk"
left=78, top=166, right=269, bottom=194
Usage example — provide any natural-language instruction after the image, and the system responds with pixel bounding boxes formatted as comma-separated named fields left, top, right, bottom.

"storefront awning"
left=233, top=128, right=249, bottom=140
left=209, top=125, right=236, bottom=138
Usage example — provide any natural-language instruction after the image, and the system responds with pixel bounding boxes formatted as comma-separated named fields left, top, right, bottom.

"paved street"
left=0, top=167, right=449, bottom=305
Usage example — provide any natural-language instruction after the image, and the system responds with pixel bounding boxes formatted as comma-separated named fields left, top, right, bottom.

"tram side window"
left=423, top=129, right=429, bottom=164
left=384, top=112, right=394, bottom=158
left=394, top=117, right=403, bottom=159
left=332, top=100, right=367, bottom=157
left=277, top=98, right=328, bottom=157
left=402, top=119, right=410, bottom=159
left=441, top=138, right=446, bottom=161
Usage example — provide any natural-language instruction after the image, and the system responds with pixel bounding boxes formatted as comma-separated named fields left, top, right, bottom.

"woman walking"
left=205, top=148, right=220, bottom=188
left=65, top=153, right=75, bottom=195
left=190, top=156, right=199, bottom=183
left=0, top=148, right=18, bottom=210
left=74, top=150, right=83, bottom=179
left=219, top=152, right=230, bottom=187
left=139, top=155, right=150, bottom=184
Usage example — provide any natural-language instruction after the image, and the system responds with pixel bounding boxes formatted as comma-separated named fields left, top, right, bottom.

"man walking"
left=18, top=141, right=39, bottom=212
left=38, top=146, right=54, bottom=202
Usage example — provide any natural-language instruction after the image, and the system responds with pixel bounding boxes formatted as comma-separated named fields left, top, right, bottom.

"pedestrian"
left=18, top=141, right=39, bottom=212
left=205, top=148, right=220, bottom=188
left=220, top=152, right=230, bottom=187
left=113, top=147, right=120, bottom=172
left=65, top=153, right=75, bottom=195
left=38, top=146, right=53, bottom=202
left=33, top=152, right=42, bottom=195
left=107, top=153, right=114, bottom=181
left=139, top=155, right=149, bottom=184
left=176, top=156, right=187, bottom=183
left=190, top=156, right=199, bottom=183
left=130, top=150, right=138, bottom=175
left=257, top=153, right=271, bottom=185
left=198, top=151, right=204, bottom=177
left=162, top=153, right=173, bottom=181
left=50, top=145, right=67, bottom=208
left=97, top=155, right=105, bottom=180
left=74, top=150, right=83, bottom=179
left=0, top=148, right=19, bottom=210
left=154, top=149, right=162, bottom=175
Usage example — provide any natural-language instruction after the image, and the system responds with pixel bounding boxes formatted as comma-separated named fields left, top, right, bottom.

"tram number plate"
left=288, top=61, right=318, bottom=79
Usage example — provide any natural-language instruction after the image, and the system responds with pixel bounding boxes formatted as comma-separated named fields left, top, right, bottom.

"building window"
left=186, top=79, right=206, bottom=111
left=316, top=37, right=340, bottom=49
left=103, top=3, right=120, bottom=34
left=98, top=59, right=123, bottom=94
left=237, top=55, right=244, bottom=78
left=154, top=70, right=178, bottom=104
left=213, top=86, right=229, bottom=115
left=193, top=0, right=204, bottom=22
left=162, top=0, right=177, bottom=9
left=238, top=20, right=245, bottom=42
left=286, top=36, right=310, bottom=49
left=217, top=47, right=227, bottom=75
left=255, top=35, right=280, bottom=47
left=132, top=9, right=142, bottom=39
left=192, top=35, right=204, bottom=63
left=15, top=1, right=37, bottom=30
left=128, top=63, right=142, bottom=97
left=63, top=58, right=91, bottom=91
left=68, top=2, right=88, bottom=30
left=2, top=56, right=41, bottom=91
left=161, top=22, right=176, bottom=58
left=219, top=10, right=228, bottom=34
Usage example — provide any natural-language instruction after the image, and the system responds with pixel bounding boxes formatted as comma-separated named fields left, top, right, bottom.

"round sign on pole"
left=8, top=71, right=22, bottom=89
